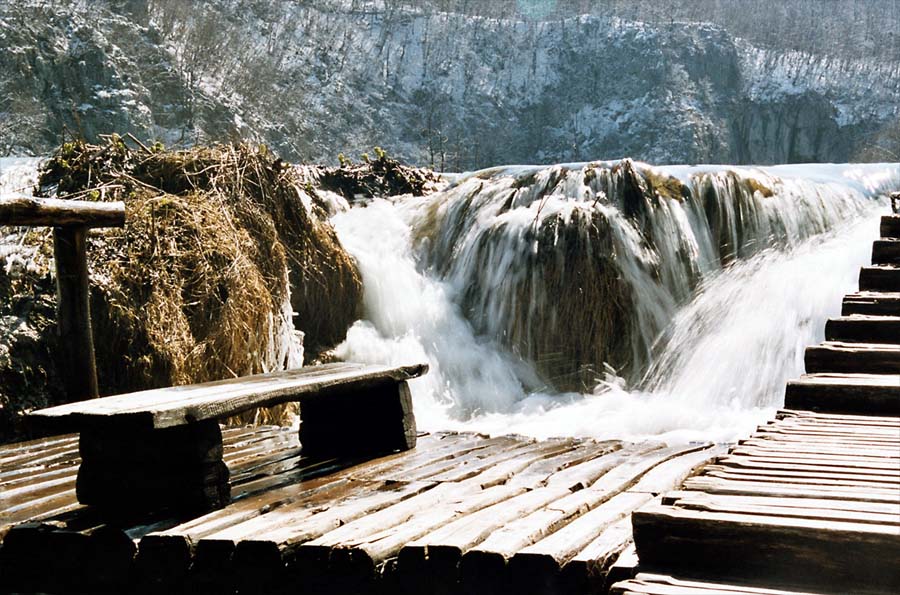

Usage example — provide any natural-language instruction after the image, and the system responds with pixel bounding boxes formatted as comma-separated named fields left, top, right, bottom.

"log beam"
left=0, top=196, right=125, bottom=228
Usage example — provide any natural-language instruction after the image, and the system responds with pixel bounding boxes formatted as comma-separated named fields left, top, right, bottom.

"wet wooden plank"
left=611, top=573, right=828, bottom=594
left=784, top=373, right=900, bottom=416
left=883, top=214, right=900, bottom=239
left=805, top=341, right=900, bottom=374
left=29, top=362, right=428, bottom=431
left=559, top=516, right=634, bottom=595
left=842, top=291, right=900, bottom=316
left=824, top=314, right=900, bottom=344
left=681, top=474, right=900, bottom=503
left=872, top=239, right=900, bottom=265
left=858, top=265, right=900, bottom=292
left=456, top=444, right=709, bottom=594
left=503, top=447, right=721, bottom=593
left=632, top=503, right=900, bottom=593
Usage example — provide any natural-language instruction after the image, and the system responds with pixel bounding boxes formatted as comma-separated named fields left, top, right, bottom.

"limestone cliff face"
left=1, top=1, right=898, bottom=167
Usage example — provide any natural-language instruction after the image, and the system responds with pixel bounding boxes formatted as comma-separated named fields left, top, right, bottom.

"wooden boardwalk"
left=620, top=214, right=900, bottom=595
left=1, top=214, right=898, bottom=594
left=0, top=426, right=719, bottom=594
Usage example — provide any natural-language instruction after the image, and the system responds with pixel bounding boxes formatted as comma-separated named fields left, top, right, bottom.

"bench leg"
left=298, top=380, right=417, bottom=457
left=76, top=420, right=230, bottom=515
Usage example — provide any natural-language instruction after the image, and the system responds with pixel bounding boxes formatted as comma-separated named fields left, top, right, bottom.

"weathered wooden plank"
left=716, top=453, right=900, bottom=474
left=842, top=291, right=900, bottom=317
left=701, top=467, right=897, bottom=490
left=505, top=440, right=623, bottom=489
left=824, top=314, right=900, bottom=344
left=632, top=503, right=900, bottom=593
left=0, top=196, right=126, bottom=228
left=664, top=491, right=900, bottom=518
left=611, top=573, right=827, bottom=595
left=559, top=516, right=634, bottom=595
left=396, top=486, right=573, bottom=595
left=873, top=239, right=900, bottom=265
left=191, top=479, right=438, bottom=591
left=730, top=444, right=900, bottom=464
left=392, top=442, right=627, bottom=593
left=884, top=214, right=900, bottom=239
left=804, top=341, right=900, bottom=374
left=422, top=438, right=582, bottom=486
left=859, top=265, right=900, bottom=292
left=299, top=483, right=525, bottom=594
left=681, top=475, right=900, bottom=504
left=784, top=373, right=900, bottom=416
left=0, top=434, right=79, bottom=462
left=135, top=474, right=359, bottom=588
left=507, top=491, right=650, bottom=593
left=502, top=447, right=720, bottom=594
left=457, top=444, right=709, bottom=594
left=29, top=362, right=428, bottom=431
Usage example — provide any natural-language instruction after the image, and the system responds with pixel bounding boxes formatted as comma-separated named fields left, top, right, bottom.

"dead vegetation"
left=23, top=136, right=363, bottom=427
left=319, top=148, right=443, bottom=203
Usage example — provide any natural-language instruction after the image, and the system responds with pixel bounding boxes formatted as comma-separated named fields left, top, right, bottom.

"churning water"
left=333, top=161, right=899, bottom=444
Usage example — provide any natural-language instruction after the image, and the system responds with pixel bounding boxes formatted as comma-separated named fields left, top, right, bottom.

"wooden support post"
left=76, top=420, right=230, bottom=514
left=53, top=226, right=99, bottom=401
left=298, top=380, right=417, bottom=457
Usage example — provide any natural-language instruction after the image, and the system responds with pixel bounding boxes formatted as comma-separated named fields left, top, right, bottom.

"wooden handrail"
left=0, top=196, right=125, bottom=228
left=1, top=196, right=126, bottom=402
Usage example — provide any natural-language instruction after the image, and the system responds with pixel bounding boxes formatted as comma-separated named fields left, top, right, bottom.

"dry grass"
left=34, top=137, right=363, bottom=425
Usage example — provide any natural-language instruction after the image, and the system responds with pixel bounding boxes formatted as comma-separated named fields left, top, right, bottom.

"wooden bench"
left=28, top=362, right=427, bottom=514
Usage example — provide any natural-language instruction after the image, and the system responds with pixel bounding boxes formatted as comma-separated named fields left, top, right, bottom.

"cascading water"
left=334, top=160, right=900, bottom=442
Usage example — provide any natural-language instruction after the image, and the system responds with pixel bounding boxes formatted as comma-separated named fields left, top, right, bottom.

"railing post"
left=52, top=225, right=99, bottom=401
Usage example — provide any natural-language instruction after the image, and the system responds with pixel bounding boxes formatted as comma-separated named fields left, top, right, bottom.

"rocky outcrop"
left=1, top=1, right=898, bottom=168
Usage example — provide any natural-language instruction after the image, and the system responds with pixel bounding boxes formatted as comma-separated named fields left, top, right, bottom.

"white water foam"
left=333, top=163, right=897, bottom=444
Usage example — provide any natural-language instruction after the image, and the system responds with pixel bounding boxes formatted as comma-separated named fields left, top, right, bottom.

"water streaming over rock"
left=334, top=160, right=900, bottom=441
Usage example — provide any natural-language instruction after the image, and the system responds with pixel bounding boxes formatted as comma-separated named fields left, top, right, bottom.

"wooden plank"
left=298, top=483, right=525, bottom=593
left=872, top=239, right=900, bottom=265
left=784, top=373, right=900, bottom=416
left=824, top=315, right=900, bottom=344
left=842, top=291, right=900, bottom=316
left=805, top=341, right=900, bottom=374
left=396, top=486, right=572, bottom=594
left=666, top=490, right=900, bottom=517
left=779, top=408, right=900, bottom=424
left=701, top=467, right=897, bottom=490
left=457, top=444, right=709, bottom=593
left=883, top=214, right=900, bottom=239
left=632, top=503, right=900, bottom=593
left=716, top=453, right=900, bottom=474
left=681, top=475, right=900, bottom=505
left=29, top=362, right=428, bottom=431
left=191, top=479, right=438, bottom=591
left=502, top=447, right=720, bottom=593
left=611, top=573, right=827, bottom=594
left=858, top=265, right=900, bottom=292
left=135, top=474, right=358, bottom=587
left=559, top=517, right=635, bottom=595
left=729, top=444, right=900, bottom=463
left=0, top=196, right=125, bottom=228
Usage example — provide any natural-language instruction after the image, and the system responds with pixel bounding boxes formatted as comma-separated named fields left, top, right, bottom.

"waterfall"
left=334, top=160, right=900, bottom=441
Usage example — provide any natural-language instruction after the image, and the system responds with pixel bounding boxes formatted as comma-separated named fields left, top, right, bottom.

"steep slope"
left=1, top=0, right=898, bottom=168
